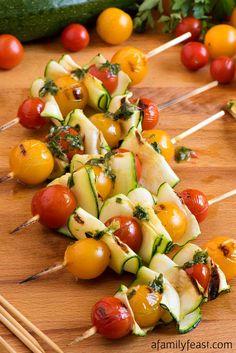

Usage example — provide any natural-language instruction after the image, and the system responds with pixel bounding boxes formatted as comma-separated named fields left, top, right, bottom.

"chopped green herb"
left=86, top=151, right=116, bottom=184
left=72, top=68, right=87, bottom=80
left=149, top=274, right=164, bottom=294
left=101, top=60, right=120, bottom=75
left=175, top=146, right=197, bottom=163
left=39, top=79, right=58, bottom=97
left=85, top=230, right=105, bottom=240
left=116, top=197, right=122, bottom=204
left=183, top=250, right=209, bottom=269
left=151, top=141, right=162, bottom=154
left=112, top=101, right=138, bottom=121
left=133, top=205, right=149, bottom=221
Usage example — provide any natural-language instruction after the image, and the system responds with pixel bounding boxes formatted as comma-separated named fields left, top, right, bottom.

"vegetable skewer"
left=0, top=337, right=17, bottom=353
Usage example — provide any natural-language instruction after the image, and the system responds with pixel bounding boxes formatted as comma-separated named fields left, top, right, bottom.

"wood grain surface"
left=0, top=30, right=236, bottom=353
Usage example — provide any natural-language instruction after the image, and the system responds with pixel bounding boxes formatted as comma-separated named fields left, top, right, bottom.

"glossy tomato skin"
left=105, top=216, right=142, bottom=252
left=88, top=64, right=118, bottom=94
left=131, top=98, right=159, bottom=130
left=31, top=185, right=76, bottom=229
left=115, top=148, right=141, bottom=181
left=0, top=34, right=24, bottom=69
left=204, top=25, right=236, bottom=59
left=92, top=297, right=132, bottom=339
left=185, top=263, right=210, bottom=290
left=96, top=8, right=133, bottom=45
left=181, top=42, right=209, bottom=71
left=175, top=17, right=202, bottom=42
left=210, top=56, right=235, bottom=84
left=61, top=24, right=89, bottom=52
left=180, top=189, right=209, bottom=223
left=17, top=98, right=46, bottom=129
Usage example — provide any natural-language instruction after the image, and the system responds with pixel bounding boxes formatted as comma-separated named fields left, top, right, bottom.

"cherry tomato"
left=181, top=42, right=209, bottom=71
left=96, top=8, right=133, bottom=45
left=116, top=148, right=141, bottom=181
left=92, top=296, right=132, bottom=339
left=88, top=64, right=118, bottom=94
left=203, top=236, right=236, bottom=281
left=154, top=202, right=187, bottom=242
left=204, top=25, right=236, bottom=59
left=0, top=34, right=24, bottom=70
left=64, top=238, right=110, bottom=279
left=31, top=185, right=76, bottom=228
left=61, top=24, right=90, bottom=52
left=92, top=166, right=113, bottom=200
left=54, top=76, right=88, bottom=117
left=185, top=263, right=210, bottom=290
left=46, top=126, right=84, bottom=162
left=128, top=285, right=163, bottom=328
left=111, top=47, right=148, bottom=85
left=105, top=216, right=142, bottom=252
left=175, top=17, right=202, bottom=42
left=131, top=98, right=159, bottom=130
left=179, top=189, right=209, bottom=223
left=17, top=98, right=46, bottom=129
left=210, top=56, right=235, bottom=84
left=9, top=139, right=54, bottom=185
left=142, top=129, right=174, bottom=161
left=90, top=113, right=121, bottom=148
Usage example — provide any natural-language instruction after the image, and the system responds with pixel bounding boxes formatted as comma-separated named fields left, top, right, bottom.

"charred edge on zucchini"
left=135, top=130, right=144, bottom=145
left=208, top=261, right=220, bottom=301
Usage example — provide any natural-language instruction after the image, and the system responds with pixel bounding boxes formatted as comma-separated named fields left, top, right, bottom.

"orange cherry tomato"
left=111, top=47, right=148, bottom=85
left=96, top=8, right=133, bottom=45
left=203, top=237, right=236, bottom=281
left=92, top=165, right=113, bottom=200
left=185, top=263, right=210, bottom=290
left=0, top=34, right=24, bottom=70
left=142, top=129, right=174, bottom=161
left=90, top=113, right=122, bottom=148
left=204, top=25, right=236, bottom=59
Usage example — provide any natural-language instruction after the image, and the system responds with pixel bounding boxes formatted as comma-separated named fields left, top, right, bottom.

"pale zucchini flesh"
left=83, top=73, right=110, bottom=111
left=44, top=60, right=69, bottom=80
left=178, top=308, right=201, bottom=334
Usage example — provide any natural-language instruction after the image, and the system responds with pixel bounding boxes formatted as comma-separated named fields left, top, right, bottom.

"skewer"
left=0, top=295, right=64, bottom=353
left=0, top=313, right=43, bottom=353
left=20, top=264, right=65, bottom=284
left=171, top=110, right=225, bottom=144
left=0, top=336, right=17, bottom=353
left=10, top=215, right=40, bottom=235
left=159, top=81, right=218, bottom=111
left=0, top=118, right=20, bottom=133
left=0, top=173, right=14, bottom=184
left=208, top=189, right=236, bottom=206
left=0, top=306, right=44, bottom=352
left=146, top=32, right=191, bottom=59
left=69, top=326, right=97, bottom=345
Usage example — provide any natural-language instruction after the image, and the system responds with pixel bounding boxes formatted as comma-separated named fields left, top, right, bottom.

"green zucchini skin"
left=0, top=0, right=135, bottom=42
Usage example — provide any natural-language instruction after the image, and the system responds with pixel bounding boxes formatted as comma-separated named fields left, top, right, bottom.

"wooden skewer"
left=20, top=263, right=66, bottom=284
left=10, top=215, right=40, bottom=235
left=69, top=326, right=97, bottom=346
left=0, top=306, right=44, bottom=352
left=171, top=110, right=225, bottom=144
left=0, top=313, right=43, bottom=353
left=0, top=336, right=17, bottom=353
left=208, top=189, right=236, bottom=206
left=159, top=81, right=218, bottom=111
left=0, top=295, right=64, bottom=353
left=146, top=32, right=191, bottom=59
left=0, top=172, right=14, bottom=184
left=0, top=118, right=20, bottom=133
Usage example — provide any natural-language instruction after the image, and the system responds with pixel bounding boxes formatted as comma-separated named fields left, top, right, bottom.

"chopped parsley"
left=39, top=79, right=58, bottom=97
left=183, top=250, right=209, bottom=269
left=72, top=68, right=88, bottom=80
left=86, top=151, right=116, bottom=184
left=112, top=100, right=138, bottom=121
left=100, top=61, right=120, bottom=75
left=149, top=274, right=164, bottom=294
left=116, top=197, right=122, bottom=204
left=175, top=146, right=197, bottom=163
left=85, top=230, right=105, bottom=240
left=133, top=205, right=149, bottom=221
left=151, top=141, right=162, bottom=154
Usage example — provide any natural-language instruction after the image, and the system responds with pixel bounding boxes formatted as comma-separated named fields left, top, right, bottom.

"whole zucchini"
left=0, top=0, right=136, bottom=42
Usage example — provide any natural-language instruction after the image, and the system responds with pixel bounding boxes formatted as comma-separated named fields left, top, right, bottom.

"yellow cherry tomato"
left=111, top=47, right=148, bottom=85
left=154, top=202, right=187, bottom=242
left=9, top=139, right=54, bottom=185
left=142, top=129, right=174, bottom=161
left=90, top=113, right=122, bottom=148
left=203, top=236, right=236, bottom=281
left=64, top=238, right=110, bottom=279
left=96, top=8, right=133, bottom=45
left=92, top=165, right=113, bottom=200
left=128, top=285, right=164, bottom=328
left=54, top=76, right=88, bottom=117
left=204, top=24, right=236, bottom=59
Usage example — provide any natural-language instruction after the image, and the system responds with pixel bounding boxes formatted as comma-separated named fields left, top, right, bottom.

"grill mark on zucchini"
left=114, top=236, right=129, bottom=254
left=208, top=262, right=220, bottom=300
left=73, top=214, right=85, bottom=225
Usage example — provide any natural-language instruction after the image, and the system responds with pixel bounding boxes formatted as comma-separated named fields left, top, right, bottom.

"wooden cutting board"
left=0, top=30, right=236, bottom=353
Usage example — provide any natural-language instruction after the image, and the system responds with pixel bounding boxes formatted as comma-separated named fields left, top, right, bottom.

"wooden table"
left=0, top=30, right=236, bottom=353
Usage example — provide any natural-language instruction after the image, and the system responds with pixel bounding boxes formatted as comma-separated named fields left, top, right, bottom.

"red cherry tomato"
left=0, top=34, right=24, bottom=70
left=92, top=297, right=132, bottom=339
left=116, top=148, right=141, bottom=181
left=185, top=263, right=210, bottom=290
left=175, top=17, right=202, bottom=42
left=105, top=216, right=142, bottom=252
left=31, top=185, right=77, bottom=229
left=61, top=24, right=90, bottom=52
left=131, top=98, right=159, bottom=130
left=17, top=98, right=46, bottom=129
left=46, top=126, right=84, bottom=162
left=88, top=64, right=118, bottom=94
left=179, top=189, right=209, bottom=223
left=181, top=42, right=209, bottom=71
left=210, top=56, right=235, bottom=84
